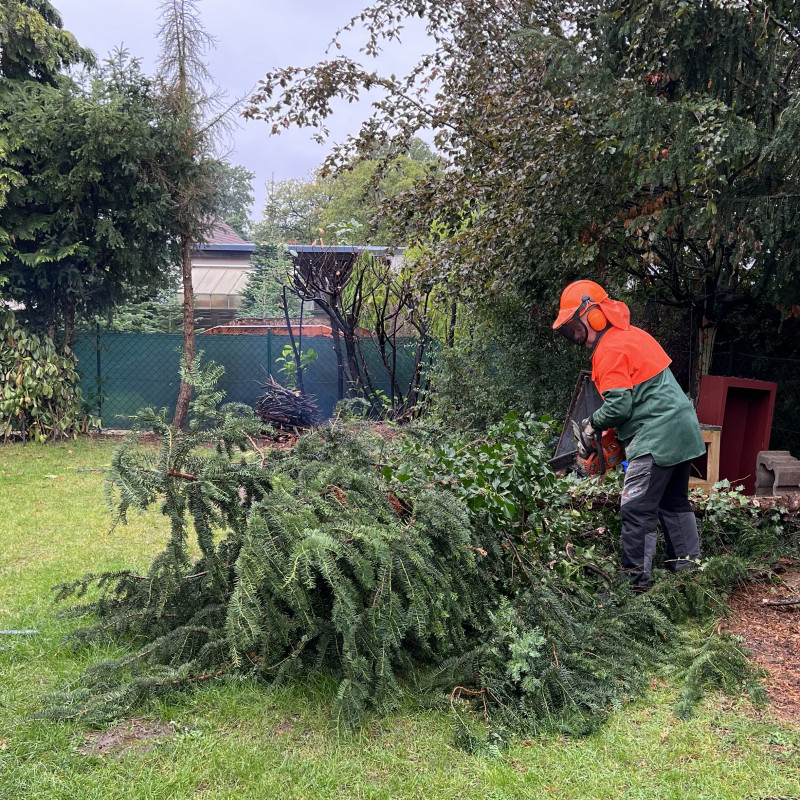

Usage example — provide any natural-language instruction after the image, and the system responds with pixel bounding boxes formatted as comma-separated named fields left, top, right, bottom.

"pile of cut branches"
left=45, top=367, right=797, bottom=744
left=254, top=375, right=319, bottom=429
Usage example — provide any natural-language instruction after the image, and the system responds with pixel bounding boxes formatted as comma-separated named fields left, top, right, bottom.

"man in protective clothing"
left=553, top=280, right=705, bottom=590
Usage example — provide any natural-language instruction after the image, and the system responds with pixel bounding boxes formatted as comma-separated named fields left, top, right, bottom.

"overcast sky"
left=55, top=1, right=430, bottom=219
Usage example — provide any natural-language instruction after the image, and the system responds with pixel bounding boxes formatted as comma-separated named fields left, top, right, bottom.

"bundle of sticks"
left=254, top=376, right=319, bottom=430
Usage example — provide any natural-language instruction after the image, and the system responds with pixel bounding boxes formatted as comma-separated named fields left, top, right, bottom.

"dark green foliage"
left=0, top=54, right=187, bottom=346
left=428, top=300, right=587, bottom=431
left=49, top=393, right=787, bottom=740
left=441, top=560, right=764, bottom=745
left=467, top=585, right=671, bottom=737
left=0, top=309, right=95, bottom=441
left=386, top=417, right=774, bottom=743
left=699, top=483, right=797, bottom=562
left=248, top=0, right=800, bottom=397
left=0, top=0, right=91, bottom=83
left=673, top=633, right=768, bottom=721
left=47, top=363, right=493, bottom=727
left=237, top=243, right=299, bottom=319
left=101, top=292, right=186, bottom=334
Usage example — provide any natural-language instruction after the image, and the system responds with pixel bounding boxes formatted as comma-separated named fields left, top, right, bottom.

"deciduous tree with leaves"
left=212, top=161, right=255, bottom=239
left=246, top=0, right=800, bottom=392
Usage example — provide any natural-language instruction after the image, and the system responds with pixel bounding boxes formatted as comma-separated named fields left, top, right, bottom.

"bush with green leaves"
left=0, top=310, right=97, bottom=441
left=428, top=301, right=587, bottom=431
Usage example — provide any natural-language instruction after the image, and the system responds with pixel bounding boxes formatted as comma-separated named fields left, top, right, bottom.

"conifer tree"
left=47, top=398, right=780, bottom=736
left=237, top=243, right=299, bottom=319
left=0, top=5, right=188, bottom=348
left=157, top=0, right=224, bottom=428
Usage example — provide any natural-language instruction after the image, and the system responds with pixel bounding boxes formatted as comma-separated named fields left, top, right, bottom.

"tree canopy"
left=0, top=36, right=188, bottom=347
left=258, top=138, right=438, bottom=246
left=246, top=0, right=800, bottom=385
left=259, top=177, right=327, bottom=244
left=210, top=161, right=255, bottom=240
left=0, top=0, right=91, bottom=83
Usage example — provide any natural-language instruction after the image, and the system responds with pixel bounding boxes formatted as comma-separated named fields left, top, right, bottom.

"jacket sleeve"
left=591, top=388, right=633, bottom=430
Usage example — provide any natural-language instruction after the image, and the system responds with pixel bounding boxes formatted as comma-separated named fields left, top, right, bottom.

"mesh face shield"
left=554, top=310, right=589, bottom=345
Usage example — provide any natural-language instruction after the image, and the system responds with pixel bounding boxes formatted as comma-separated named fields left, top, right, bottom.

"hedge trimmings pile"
left=48, top=363, right=790, bottom=744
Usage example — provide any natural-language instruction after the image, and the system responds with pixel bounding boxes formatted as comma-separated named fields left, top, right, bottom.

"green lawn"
left=1, top=439, right=798, bottom=800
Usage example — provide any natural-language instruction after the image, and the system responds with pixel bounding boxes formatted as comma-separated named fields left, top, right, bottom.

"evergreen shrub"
left=429, top=300, right=586, bottom=431
left=0, top=310, right=97, bottom=441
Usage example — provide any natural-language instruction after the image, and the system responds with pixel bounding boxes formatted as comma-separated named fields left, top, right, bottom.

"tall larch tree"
left=156, top=0, right=221, bottom=428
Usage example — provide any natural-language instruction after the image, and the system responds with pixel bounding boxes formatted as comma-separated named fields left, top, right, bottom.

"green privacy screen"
left=74, top=331, right=421, bottom=429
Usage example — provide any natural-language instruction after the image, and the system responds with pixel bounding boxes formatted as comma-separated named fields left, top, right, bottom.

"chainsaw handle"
left=594, top=430, right=606, bottom=475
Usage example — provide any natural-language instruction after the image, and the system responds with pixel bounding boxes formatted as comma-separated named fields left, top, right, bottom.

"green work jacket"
left=591, top=368, right=706, bottom=467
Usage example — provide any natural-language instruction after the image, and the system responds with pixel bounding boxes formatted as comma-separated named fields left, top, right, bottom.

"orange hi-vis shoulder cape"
left=590, top=298, right=705, bottom=467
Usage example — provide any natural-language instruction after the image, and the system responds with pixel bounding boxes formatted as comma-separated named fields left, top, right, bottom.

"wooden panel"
left=696, top=376, right=777, bottom=494
left=690, top=427, right=721, bottom=492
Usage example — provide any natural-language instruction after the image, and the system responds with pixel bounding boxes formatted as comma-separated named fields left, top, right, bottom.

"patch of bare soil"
left=724, top=567, right=800, bottom=723
left=77, top=718, right=174, bottom=758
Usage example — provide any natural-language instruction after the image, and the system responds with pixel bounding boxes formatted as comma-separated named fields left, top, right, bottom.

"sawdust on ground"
left=724, top=567, right=800, bottom=723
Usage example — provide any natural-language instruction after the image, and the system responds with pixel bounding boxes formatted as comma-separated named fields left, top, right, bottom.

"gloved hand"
left=572, top=417, right=597, bottom=458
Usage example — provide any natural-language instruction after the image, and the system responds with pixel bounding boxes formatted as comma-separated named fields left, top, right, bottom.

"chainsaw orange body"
left=577, top=428, right=624, bottom=477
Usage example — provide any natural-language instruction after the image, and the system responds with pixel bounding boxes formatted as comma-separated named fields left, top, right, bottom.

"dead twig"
left=761, top=597, right=800, bottom=607
left=244, top=432, right=268, bottom=469
left=450, top=686, right=488, bottom=719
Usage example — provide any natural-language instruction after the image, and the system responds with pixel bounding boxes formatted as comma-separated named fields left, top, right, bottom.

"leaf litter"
left=724, top=569, right=800, bottom=723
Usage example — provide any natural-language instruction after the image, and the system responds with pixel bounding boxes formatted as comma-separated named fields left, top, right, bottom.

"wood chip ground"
left=724, top=569, right=800, bottom=723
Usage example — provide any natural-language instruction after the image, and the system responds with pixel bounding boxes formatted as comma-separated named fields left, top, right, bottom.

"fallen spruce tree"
left=45, top=361, right=797, bottom=743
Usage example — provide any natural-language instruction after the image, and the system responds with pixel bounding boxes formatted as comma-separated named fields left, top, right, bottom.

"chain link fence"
left=74, top=329, right=421, bottom=430
left=73, top=329, right=800, bottom=456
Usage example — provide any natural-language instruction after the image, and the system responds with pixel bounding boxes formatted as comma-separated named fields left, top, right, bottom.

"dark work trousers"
left=619, top=454, right=701, bottom=589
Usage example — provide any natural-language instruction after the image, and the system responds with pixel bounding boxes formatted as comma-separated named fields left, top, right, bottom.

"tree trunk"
left=447, top=298, right=457, bottom=348
left=62, top=298, right=76, bottom=352
left=171, top=235, right=195, bottom=428
left=696, top=321, right=717, bottom=390
left=342, top=330, right=363, bottom=393
left=282, top=286, right=305, bottom=394
left=331, top=324, right=346, bottom=400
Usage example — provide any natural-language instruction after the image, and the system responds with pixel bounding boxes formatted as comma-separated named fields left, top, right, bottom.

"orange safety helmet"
left=552, top=280, right=609, bottom=345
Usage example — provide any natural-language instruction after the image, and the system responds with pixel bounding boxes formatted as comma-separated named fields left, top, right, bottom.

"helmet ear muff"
left=586, top=306, right=607, bottom=331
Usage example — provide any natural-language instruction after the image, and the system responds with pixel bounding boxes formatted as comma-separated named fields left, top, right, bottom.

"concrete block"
left=756, top=451, right=800, bottom=496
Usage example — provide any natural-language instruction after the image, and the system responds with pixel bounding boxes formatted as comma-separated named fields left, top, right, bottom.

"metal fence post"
left=95, top=322, right=102, bottom=421
left=267, top=329, right=272, bottom=376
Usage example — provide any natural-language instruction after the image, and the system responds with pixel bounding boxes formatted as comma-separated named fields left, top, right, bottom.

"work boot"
left=659, top=510, right=701, bottom=572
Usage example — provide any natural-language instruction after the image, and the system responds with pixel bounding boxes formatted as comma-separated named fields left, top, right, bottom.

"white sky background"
left=55, top=1, right=432, bottom=220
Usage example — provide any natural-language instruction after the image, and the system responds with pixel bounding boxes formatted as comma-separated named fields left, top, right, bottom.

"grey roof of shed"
left=194, top=221, right=255, bottom=254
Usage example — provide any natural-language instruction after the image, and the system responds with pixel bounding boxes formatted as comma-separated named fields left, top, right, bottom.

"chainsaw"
left=548, top=371, right=625, bottom=478
left=571, top=420, right=624, bottom=478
